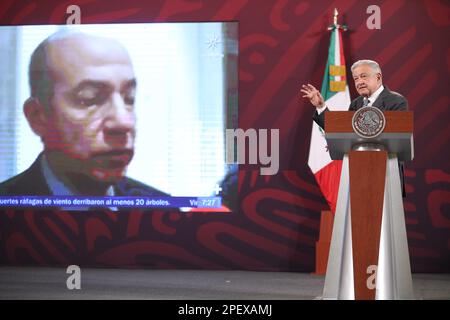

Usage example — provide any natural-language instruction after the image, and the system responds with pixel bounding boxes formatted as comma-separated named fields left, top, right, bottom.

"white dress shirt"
left=365, top=84, right=384, bottom=107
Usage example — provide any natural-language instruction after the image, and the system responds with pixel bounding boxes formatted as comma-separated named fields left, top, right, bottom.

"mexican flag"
left=307, top=26, right=351, bottom=214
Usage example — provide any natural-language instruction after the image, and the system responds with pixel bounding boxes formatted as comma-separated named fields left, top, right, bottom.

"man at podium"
left=301, top=59, right=408, bottom=127
left=301, top=59, right=415, bottom=300
left=300, top=59, right=408, bottom=196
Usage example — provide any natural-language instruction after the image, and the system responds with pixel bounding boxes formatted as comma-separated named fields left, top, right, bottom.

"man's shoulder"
left=0, top=173, right=25, bottom=195
left=380, top=87, right=408, bottom=110
left=116, top=177, right=169, bottom=197
left=0, top=158, right=49, bottom=195
left=384, top=88, right=406, bottom=99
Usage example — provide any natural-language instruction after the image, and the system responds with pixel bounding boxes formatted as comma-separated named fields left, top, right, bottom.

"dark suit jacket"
left=0, top=154, right=168, bottom=197
left=313, top=86, right=408, bottom=128
left=312, top=86, right=408, bottom=197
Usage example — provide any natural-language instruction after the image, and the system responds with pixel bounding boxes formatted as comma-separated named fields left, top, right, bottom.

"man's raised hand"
left=300, top=84, right=325, bottom=109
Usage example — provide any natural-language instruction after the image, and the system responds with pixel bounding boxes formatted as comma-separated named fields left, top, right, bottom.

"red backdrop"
left=0, top=0, right=449, bottom=272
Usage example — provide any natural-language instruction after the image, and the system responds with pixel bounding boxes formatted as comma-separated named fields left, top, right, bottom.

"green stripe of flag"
left=320, top=28, right=337, bottom=101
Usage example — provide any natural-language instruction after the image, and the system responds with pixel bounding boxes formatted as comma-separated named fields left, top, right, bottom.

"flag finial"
left=328, top=8, right=348, bottom=31
left=333, top=8, right=338, bottom=26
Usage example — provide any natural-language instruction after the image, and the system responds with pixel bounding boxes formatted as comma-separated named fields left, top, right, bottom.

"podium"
left=322, top=110, right=414, bottom=300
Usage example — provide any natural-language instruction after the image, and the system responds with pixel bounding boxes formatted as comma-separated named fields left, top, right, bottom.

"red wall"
left=1, top=0, right=449, bottom=272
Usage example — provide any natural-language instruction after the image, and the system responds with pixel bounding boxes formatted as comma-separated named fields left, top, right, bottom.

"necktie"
left=363, top=97, right=370, bottom=107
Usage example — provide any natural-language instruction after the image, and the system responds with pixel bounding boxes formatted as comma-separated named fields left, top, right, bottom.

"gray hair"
left=350, top=59, right=382, bottom=75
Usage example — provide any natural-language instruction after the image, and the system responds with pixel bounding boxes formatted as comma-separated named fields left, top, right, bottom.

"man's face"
left=352, top=64, right=382, bottom=97
left=43, top=35, right=136, bottom=182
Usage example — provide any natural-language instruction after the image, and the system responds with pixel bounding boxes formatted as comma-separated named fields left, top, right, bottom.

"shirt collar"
left=40, top=153, right=115, bottom=197
left=40, top=153, right=75, bottom=196
left=367, top=85, right=384, bottom=105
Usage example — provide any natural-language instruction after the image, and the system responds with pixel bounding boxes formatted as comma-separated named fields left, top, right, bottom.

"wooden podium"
left=322, top=111, right=414, bottom=300
left=313, top=210, right=334, bottom=275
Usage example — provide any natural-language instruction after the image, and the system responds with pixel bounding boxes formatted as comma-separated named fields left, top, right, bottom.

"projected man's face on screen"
left=0, top=24, right=238, bottom=209
left=28, top=33, right=136, bottom=185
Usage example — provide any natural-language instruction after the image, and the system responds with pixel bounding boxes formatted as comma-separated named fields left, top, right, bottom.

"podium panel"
left=323, top=154, right=414, bottom=299
left=349, top=151, right=386, bottom=300
left=323, top=110, right=414, bottom=300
